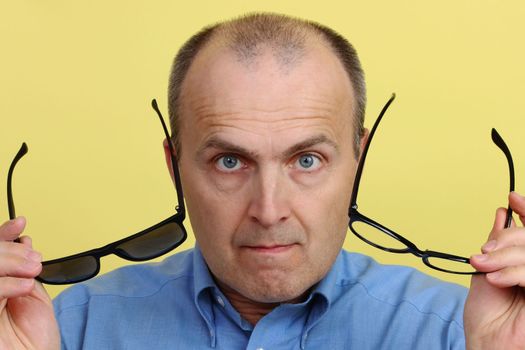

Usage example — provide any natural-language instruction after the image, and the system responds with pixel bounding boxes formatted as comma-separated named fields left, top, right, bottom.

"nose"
left=247, top=166, right=291, bottom=228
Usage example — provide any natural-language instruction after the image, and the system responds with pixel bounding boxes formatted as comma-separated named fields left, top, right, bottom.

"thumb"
left=465, top=208, right=512, bottom=327
left=509, top=192, right=525, bottom=226
left=489, top=207, right=510, bottom=240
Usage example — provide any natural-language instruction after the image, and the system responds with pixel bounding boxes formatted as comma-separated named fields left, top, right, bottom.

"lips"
left=244, top=243, right=297, bottom=253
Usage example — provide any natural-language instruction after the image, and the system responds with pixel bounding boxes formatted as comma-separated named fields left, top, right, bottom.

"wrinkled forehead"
left=178, top=40, right=356, bottom=147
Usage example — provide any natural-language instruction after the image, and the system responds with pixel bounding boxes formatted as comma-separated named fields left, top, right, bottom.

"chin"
left=238, top=273, right=315, bottom=304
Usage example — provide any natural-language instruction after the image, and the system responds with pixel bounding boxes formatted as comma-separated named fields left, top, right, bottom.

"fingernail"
left=482, top=240, right=497, bottom=252
left=472, top=254, right=489, bottom=262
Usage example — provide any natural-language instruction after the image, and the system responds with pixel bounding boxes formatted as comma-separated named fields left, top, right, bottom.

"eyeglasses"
left=348, top=94, right=515, bottom=275
left=6, top=99, right=187, bottom=284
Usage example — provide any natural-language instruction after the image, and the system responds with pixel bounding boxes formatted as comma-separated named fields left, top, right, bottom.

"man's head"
left=165, top=13, right=367, bottom=303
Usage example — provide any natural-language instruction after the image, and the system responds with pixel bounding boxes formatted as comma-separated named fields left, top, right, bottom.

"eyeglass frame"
left=348, top=93, right=515, bottom=275
left=6, top=99, right=187, bottom=284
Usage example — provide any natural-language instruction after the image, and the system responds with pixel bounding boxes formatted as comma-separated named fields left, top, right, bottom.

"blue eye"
left=216, top=155, right=242, bottom=172
left=296, top=154, right=321, bottom=170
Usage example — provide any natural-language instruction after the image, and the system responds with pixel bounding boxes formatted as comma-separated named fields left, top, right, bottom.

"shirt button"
left=256, top=348, right=264, bottom=350
left=216, top=296, right=225, bottom=307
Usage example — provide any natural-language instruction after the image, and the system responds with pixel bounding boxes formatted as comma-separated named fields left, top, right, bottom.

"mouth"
left=243, top=243, right=297, bottom=254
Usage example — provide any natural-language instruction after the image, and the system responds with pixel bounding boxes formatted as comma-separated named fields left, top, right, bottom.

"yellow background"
left=1, top=1, right=524, bottom=297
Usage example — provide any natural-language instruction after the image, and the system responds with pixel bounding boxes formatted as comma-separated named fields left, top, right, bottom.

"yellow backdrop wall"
left=1, top=1, right=524, bottom=297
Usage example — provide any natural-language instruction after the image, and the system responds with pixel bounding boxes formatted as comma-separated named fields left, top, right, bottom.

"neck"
left=215, top=280, right=306, bottom=325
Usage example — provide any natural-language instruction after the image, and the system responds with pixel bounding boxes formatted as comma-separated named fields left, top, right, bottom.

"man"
left=1, top=13, right=525, bottom=349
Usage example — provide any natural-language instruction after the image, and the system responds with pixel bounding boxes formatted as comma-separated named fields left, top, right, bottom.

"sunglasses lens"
left=36, top=221, right=185, bottom=284
left=39, top=255, right=99, bottom=284
left=115, top=222, right=185, bottom=260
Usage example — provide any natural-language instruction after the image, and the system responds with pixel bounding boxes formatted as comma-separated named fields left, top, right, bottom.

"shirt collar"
left=193, top=244, right=217, bottom=293
left=192, top=245, right=219, bottom=347
left=298, top=251, right=346, bottom=346
left=311, top=250, right=345, bottom=303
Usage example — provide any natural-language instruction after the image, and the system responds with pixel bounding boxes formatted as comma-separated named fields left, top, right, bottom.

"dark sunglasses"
left=6, top=99, right=187, bottom=285
left=348, top=94, right=515, bottom=275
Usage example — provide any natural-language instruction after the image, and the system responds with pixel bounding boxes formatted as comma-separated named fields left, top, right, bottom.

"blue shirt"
left=54, top=247, right=467, bottom=349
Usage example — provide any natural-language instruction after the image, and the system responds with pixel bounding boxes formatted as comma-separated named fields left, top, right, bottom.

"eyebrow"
left=196, top=137, right=259, bottom=160
left=196, top=134, right=339, bottom=160
left=283, top=134, right=339, bottom=158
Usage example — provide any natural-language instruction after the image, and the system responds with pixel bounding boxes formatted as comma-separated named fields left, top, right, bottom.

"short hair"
left=168, top=13, right=366, bottom=158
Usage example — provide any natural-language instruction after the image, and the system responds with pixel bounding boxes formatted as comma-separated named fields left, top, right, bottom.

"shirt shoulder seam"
left=55, top=273, right=194, bottom=316
left=340, top=279, right=464, bottom=330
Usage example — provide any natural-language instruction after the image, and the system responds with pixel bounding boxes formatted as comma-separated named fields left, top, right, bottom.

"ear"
left=358, top=128, right=370, bottom=162
left=163, top=138, right=176, bottom=183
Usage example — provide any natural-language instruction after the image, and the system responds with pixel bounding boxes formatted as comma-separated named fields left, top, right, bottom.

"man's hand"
left=465, top=192, right=525, bottom=349
left=0, top=217, right=59, bottom=350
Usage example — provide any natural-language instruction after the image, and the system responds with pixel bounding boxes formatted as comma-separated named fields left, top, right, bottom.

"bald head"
left=168, top=13, right=366, bottom=157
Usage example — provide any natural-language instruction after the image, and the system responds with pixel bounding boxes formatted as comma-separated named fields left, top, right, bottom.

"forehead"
left=178, top=40, right=356, bottom=149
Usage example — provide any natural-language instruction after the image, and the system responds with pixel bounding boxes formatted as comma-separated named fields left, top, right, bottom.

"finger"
left=509, top=192, right=525, bottom=226
left=0, top=276, right=35, bottom=299
left=489, top=208, right=508, bottom=239
left=18, top=235, right=33, bottom=248
left=506, top=209, right=517, bottom=228
left=485, top=264, right=525, bottom=288
left=0, top=217, right=26, bottom=241
left=482, top=226, right=525, bottom=252
left=0, top=244, right=42, bottom=278
left=510, top=216, right=517, bottom=228
left=470, top=244, right=525, bottom=273
left=0, top=240, right=37, bottom=258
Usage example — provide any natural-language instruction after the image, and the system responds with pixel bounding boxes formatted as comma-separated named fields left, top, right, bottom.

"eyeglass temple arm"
left=151, top=99, right=185, bottom=214
left=7, top=143, right=28, bottom=220
left=350, top=93, right=396, bottom=213
left=491, top=128, right=515, bottom=228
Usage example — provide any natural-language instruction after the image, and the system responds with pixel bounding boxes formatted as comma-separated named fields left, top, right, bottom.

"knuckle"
left=499, top=265, right=524, bottom=284
left=495, top=229, right=525, bottom=248
left=488, top=246, right=525, bottom=268
left=0, top=241, right=25, bottom=255
left=0, top=253, right=41, bottom=278
left=0, top=277, right=33, bottom=299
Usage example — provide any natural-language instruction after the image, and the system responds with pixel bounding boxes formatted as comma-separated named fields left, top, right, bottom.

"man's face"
left=175, top=41, right=361, bottom=303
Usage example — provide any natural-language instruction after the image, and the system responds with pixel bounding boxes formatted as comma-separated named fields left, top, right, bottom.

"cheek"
left=300, top=169, right=352, bottom=246
left=180, top=165, right=248, bottom=245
